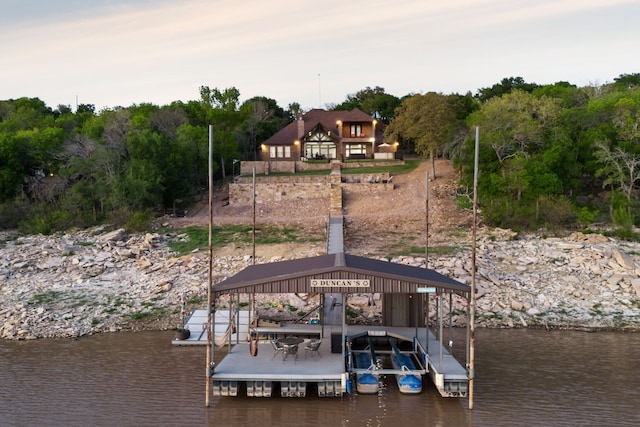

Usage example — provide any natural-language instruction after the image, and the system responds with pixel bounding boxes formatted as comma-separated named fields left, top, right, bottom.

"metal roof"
left=212, top=252, right=469, bottom=298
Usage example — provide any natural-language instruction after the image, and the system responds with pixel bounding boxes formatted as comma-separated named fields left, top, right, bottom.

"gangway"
left=172, top=309, right=250, bottom=346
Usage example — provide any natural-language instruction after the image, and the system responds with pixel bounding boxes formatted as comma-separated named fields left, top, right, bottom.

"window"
left=350, top=124, right=362, bottom=137
left=269, top=146, right=291, bottom=158
left=347, top=144, right=366, bottom=155
left=305, top=142, right=336, bottom=159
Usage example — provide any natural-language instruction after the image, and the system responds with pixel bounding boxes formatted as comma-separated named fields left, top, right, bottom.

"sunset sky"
left=2, top=0, right=639, bottom=111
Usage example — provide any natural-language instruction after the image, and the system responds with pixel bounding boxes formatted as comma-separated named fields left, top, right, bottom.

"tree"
left=334, top=86, right=400, bottom=124
left=476, top=76, right=540, bottom=103
left=199, top=86, right=240, bottom=111
left=239, top=96, right=288, bottom=160
left=468, top=90, right=561, bottom=166
left=594, top=140, right=640, bottom=202
left=613, top=73, right=640, bottom=90
left=385, top=92, right=465, bottom=178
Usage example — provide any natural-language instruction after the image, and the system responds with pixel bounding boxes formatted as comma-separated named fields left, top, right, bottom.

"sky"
left=2, top=0, right=639, bottom=112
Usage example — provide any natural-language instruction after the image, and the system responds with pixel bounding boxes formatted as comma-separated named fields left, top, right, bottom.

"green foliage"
left=19, top=205, right=74, bottom=235
left=125, top=210, right=154, bottom=232
left=333, top=86, right=401, bottom=124
left=476, top=76, right=540, bottom=103
left=576, top=206, right=599, bottom=227
left=611, top=205, right=635, bottom=240
left=536, top=195, right=576, bottom=232
left=3, top=75, right=640, bottom=234
left=385, top=92, right=468, bottom=158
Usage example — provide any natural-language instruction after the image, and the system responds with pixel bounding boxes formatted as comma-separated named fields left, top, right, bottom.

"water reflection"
left=0, top=329, right=638, bottom=426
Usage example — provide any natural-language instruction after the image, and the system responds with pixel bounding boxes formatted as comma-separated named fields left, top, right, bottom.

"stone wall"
left=229, top=176, right=332, bottom=206
left=342, top=182, right=394, bottom=195
left=240, top=159, right=404, bottom=175
left=229, top=175, right=393, bottom=206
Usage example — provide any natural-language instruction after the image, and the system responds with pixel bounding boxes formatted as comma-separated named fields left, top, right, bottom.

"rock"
left=2, top=226, right=640, bottom=340
left=511, top=300, right=524, bottom=311
left=613, top=249, right=636, bottom=270
left=99, top=228, right=128, bottom=242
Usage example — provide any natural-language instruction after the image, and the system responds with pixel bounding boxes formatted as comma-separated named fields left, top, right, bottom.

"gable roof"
left=262, top=108, right=378, bottom=146
left=212, top=252, right=469, bottom=298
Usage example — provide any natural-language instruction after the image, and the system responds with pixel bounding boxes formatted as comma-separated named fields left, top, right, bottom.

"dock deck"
left=174, top=311, right=469, bottom=398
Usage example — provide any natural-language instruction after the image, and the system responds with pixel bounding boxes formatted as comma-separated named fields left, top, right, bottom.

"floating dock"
left=175, top=311, right=468, bottom=398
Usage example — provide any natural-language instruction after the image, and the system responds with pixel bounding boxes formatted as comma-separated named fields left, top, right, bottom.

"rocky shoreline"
left=2, top=227, right=640, bottom=340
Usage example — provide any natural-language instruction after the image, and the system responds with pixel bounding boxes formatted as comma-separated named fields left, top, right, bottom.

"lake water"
left=1, top=329, right=638, bottom=426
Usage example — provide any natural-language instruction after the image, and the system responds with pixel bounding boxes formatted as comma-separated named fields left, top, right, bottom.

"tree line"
left=1, top=74, right=640, bottom=236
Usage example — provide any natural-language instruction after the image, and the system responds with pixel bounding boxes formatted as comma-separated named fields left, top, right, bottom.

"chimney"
left=297, top=114, right=304, bottom=139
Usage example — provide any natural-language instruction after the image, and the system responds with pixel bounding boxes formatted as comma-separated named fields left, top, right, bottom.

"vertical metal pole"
left=206, top=125, right=214, bottom=407
left=425, top=171, right=429, bottom=268
left=425, top=171, right=430, bottom=360
left=341, top=292, right=346, bottom=394
left=229, top=298, right=233, bottom=349
left=252, top=168, right=256, bottom=263
left=438, top=291, right=443, bottom=371
left=469, top=126, right=480, bottom=410
left=425, top=293, right=429, bottom=356
left=448, top=292, right=453, bottom=349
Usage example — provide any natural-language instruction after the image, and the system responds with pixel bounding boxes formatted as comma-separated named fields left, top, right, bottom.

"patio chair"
left=271, top=339, right=284, bottom=359
left=304, top=339, right=322, bottom=359
left=283, top=344, right=298, bottom=362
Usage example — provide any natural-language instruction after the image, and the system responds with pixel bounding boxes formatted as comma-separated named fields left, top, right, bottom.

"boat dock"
left=209, top=328, right=344, bottom=398
left=174, top=311, right=468, bottom=398
left=189, top=169, right=474, bottom=402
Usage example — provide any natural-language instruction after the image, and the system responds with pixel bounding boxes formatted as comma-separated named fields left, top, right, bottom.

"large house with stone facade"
left=260, top=108, right=396, bottom=163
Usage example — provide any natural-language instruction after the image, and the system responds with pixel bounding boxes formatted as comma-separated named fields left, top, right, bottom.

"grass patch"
left=31, top=291, right=63, bottom=304
left=342, top=158, right=421, bottom=175
left=187, top=295, right=204, bottom=305
left=448, top=227, right=469, bottom=239
left=455, top=196, right=472, bottom=210
left=262, top=169, right=331, bottom=176
left=386, top=243, right=464, bottom=257
left=167, top=224, right=322, bottom=255
left=129, top=311, right=153, bottom=321
left=590, top=303, right=603, bottom=316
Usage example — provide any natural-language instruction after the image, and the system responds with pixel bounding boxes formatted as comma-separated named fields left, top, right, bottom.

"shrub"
left=125, top=210, right=153, bottom=232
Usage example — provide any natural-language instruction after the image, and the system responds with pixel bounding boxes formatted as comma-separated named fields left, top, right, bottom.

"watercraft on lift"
left=353, top=337, right=380, bottom=394
left=390, top=338, right=422, bottom=394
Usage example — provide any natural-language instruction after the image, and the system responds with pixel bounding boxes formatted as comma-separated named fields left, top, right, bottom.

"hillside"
left=164, top=159, right=473, bottom=258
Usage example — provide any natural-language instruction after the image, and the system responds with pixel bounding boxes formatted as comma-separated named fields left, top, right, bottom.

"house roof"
left=212, top=252, right=470, bottom=298
left=262, top=108, right=382, bottom=146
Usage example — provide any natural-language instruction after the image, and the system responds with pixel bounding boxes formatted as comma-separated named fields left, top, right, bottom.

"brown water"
left=1, top=329, right=638, bottom=427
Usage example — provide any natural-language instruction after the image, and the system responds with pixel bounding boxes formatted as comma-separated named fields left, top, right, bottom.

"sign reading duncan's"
left=310, top=279, right=370, bottom=288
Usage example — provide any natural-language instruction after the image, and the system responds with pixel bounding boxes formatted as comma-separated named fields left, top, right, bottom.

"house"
left=260, top=108, right=393, bottom=162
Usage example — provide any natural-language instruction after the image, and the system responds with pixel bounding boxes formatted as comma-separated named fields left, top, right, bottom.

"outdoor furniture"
left=279, top=337, right=304, bottom=361
left=305, top=339, right=322, bottom=359
left=270, top=339, right=284, bottom=359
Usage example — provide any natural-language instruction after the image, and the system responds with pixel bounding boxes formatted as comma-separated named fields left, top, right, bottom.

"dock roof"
left=212, top=252, right=469, bottom=298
